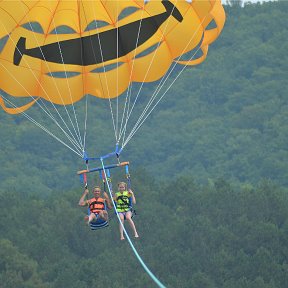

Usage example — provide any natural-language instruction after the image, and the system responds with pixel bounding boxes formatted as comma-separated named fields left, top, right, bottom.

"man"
left=79, top=186, right=112, bottom=224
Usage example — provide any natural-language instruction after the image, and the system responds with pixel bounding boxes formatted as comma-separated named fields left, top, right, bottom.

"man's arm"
left=103, top=192, right=112, bottom=209
left=79, top=189, right=89, bottom=206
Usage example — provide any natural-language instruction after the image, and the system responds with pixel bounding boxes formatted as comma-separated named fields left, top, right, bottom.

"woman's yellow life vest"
left=115, top=191, right=131, bottom=212
left=87, top=197, right=105, bottom=214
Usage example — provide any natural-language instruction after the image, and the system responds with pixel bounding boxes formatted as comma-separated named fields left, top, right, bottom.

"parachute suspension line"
left=48, top=14, right=84, bottom=149
left=100, top=158, right=166, bottom=288
left=78, top=1, right=95, bottom=154
left=122, top=31, right=208, bottom=147
left=122, top=16, right=208, bottom=149
left=117, top=7, right=145, bottom=144
left=5, top=8, right=85, bottom=152
left=93, top=2, right=118, bottom=142
left=80, top=0, right=123, bottom=151
left=0, top=94, right=83, bottom=157
left=0, top=64, right=83, bottom=155
left=1, top=37, right=83, bottom=153
left=118, top=0, right=180, bottom=146
left=123, top=50, right=206, bottom=149
left=24, top=4, right=84, bottom=150
left=119, top=0, right=181, bottom=144
left=116, top=2, right=119, bottom=140
left=48, top=2, right=83, bottom=148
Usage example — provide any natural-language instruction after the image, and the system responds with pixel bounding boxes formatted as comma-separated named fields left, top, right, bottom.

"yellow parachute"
left=0, top=0, right=225, bottom=114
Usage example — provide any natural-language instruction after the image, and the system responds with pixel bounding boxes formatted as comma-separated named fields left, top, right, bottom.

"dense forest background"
left=1, top=1, right=288, bottom=194
left=0, top=1, right=288, bottom=287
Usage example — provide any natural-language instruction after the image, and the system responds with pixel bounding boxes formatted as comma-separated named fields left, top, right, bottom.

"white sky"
left=243, top=0, right=276, bottom=2
left=224, top=0, right=277, bottom=3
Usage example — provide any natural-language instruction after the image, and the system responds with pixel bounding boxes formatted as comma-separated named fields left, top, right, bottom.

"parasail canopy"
left=0, top=0, right=225, bottom=113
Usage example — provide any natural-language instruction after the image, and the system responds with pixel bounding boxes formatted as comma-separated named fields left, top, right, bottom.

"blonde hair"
left=93, top=186, right=101, bottom=191
left=117, top=182, right=127, bottom=189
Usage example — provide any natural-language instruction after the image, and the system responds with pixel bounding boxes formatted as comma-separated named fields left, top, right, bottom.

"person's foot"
left=120, top=237, right=125, bottom=241
left=134, top=234, right=139, bottom=238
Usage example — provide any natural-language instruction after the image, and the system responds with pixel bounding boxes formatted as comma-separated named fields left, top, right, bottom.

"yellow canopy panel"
left=0, top=0, right=225, bottom=113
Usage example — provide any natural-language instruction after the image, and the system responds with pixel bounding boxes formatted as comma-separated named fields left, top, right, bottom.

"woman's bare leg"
left=119, top=214, right=125, bottom=240
left=126, top=211, right=139, bottom=238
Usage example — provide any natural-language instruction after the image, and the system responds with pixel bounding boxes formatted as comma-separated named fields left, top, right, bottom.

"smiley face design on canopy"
left=0, top=0, right=225, bottom=114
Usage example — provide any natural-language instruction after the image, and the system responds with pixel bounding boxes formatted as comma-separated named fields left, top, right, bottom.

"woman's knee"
left=125, top=212, right=132, bottom=220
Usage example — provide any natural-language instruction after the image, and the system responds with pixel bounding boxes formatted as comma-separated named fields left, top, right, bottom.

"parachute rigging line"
left=122, top=40, right=204, bottom=149
left=118, top=0, right=225, bottom=149
left=122, top=2, right=207, bottom=148
left=117, top=7, right=146, bottom=143
left=0, top=32, right=84, bottom=154
left=79, top=0, right=119, bottom=147
left=48, top=15, right=84, bottom=148
left=0, top=59, right=83, bottom=153
left=0, top=10, right=85, bottom=152
left=0, top=93, right=83, bottom=157
left=118, top=0, right=181, bottom=142
left=79, top=0, right=183, bottom=147
left=19, top=2, right=84, bottom=149
left=121, top=9, right=208, bottom=149
left=100, top=158, right=166, bottom=288
left=93, top=1, right=117, bottom=141
left=117, top=0, right=181, bottom=145
left=116, top=0, right=198, bottom=147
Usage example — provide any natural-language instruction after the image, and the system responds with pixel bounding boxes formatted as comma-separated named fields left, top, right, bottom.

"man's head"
left=93, top=186, right=101, bottom=197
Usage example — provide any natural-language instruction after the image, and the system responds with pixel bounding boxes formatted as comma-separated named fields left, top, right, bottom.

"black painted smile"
left=14, top=1, right=183, bottom=66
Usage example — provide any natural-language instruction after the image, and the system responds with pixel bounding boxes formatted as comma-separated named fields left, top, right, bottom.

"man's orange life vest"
left=87, top=197, right=105, bottom=214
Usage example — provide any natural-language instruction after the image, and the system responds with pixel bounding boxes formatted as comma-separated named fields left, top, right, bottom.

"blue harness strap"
left=89, top=218, right=109, bottom=230
left=126, top=164, right=136, bottom=216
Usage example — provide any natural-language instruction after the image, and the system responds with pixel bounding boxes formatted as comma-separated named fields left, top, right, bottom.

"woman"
left=114, top=182, right=139, bottom=240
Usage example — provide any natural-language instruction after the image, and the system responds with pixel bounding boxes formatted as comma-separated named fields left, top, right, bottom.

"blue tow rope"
left=100, top=158, right=166, bottom=288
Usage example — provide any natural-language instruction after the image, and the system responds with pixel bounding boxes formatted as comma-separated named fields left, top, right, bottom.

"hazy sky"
left=243, top=0, right=276, bottom=2
left=225, top=0, right=277, bottom=3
